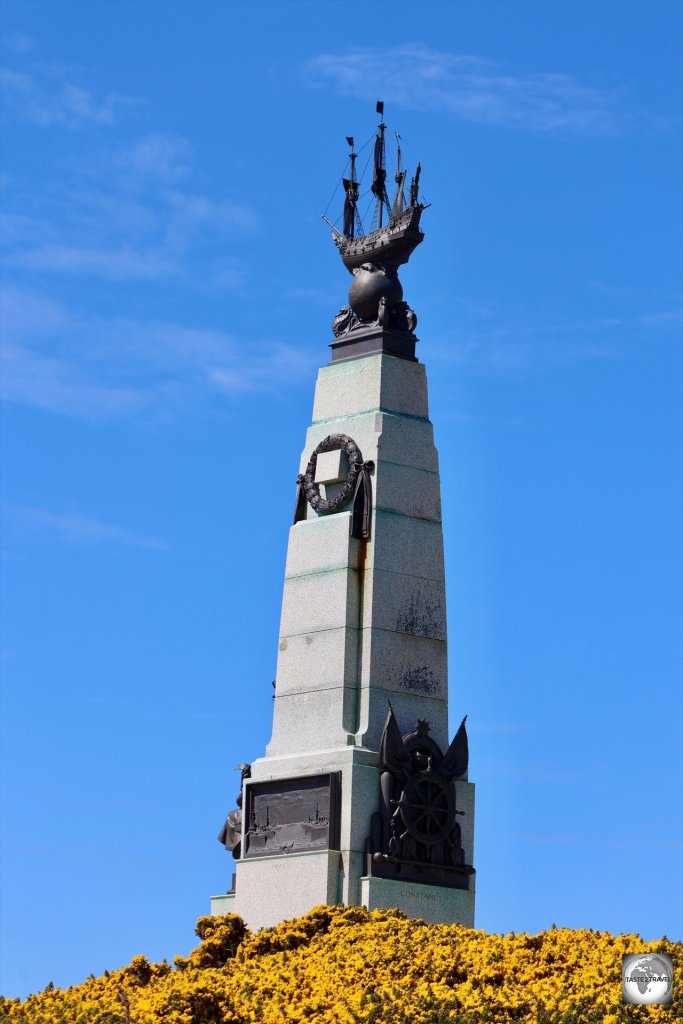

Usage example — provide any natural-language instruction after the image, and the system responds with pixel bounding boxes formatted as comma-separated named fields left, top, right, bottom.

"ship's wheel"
left=397, top=771, right=455, bottom=845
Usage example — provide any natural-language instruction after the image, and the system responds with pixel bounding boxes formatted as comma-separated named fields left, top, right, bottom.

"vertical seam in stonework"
left=350, top=536, right=367, bottom=736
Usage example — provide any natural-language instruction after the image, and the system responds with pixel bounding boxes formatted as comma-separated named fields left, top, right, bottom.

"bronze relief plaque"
left=243, top=773, right=341, bottom=858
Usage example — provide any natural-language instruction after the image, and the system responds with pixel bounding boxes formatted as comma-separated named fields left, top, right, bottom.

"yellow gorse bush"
left=1, top=905, right=679, bottom=1023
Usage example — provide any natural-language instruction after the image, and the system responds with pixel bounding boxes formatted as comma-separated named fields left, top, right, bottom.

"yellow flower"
left=2, top=906, right=680, bottom=1023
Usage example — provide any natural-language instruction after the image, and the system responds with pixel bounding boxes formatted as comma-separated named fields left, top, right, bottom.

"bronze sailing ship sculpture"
left=324, top=101, right=427, bottom=346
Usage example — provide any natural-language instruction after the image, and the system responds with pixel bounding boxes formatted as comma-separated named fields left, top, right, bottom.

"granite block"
left=373, top=459, right=442, bottom=522
left=312, top=354, right=429, bottom=422
left=360, top=875, right=475, bottom=927
left=368, top=510, right=446, bottom=581
left=339, top=849, right=366, bottom=906
left=376, top=414, right=439, bottom=473
left=340, top=759, right=380, bottom=852
left=315, top=448, right=348, bottom=483
left=266, top=685, right=357, bottom=755
left=235, top=850, right=340, bottom=931
left=249, top=745, right=379, bottom=783
left=275, top=626, right=359, bottom=694
left=210, top=893, right=236, bottom=916
left=279, top=568, right=360, bottom=637
left=360, top=628, right=448, bottom=700
left=285, top=516, right=359, bottom=578
left=363, top=568, right=447, bottom=639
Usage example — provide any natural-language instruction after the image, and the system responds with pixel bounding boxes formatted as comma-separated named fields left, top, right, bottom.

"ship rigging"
left=323, top=101, right=427, bottom=275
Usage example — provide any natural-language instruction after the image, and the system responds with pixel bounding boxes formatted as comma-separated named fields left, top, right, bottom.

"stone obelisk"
left=212, top=107, right=475, bottom=930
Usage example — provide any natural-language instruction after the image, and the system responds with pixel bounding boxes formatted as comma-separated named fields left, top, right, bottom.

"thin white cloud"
left=426, top=295, right=683, bottom=378
left=0, top=285, right=317, bottom=418
left=306, top=45, right=673, bottom=137
left=3, top=504, right=166, bottom=550
left=1, top=52, right=256, bottom=284
left=0, top=129, right=257, bottom=283
left=3, top=32, right=37, bottom=55
left=7, top=244, right=175, bottom=280
left=119, top=132, right=194, bottom=183
left=208, top=342, right=318, bottom=395
left=638, top=309, right=683, bottom=329
left=0, top=340, right=145, bottom=418
left=0, top=67, right=140, bottom=129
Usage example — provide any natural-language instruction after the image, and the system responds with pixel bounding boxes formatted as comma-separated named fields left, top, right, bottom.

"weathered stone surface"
left=355, top=687, right=449, bottom=752
left=275, top=627, right=359, bottom=694
left=284, top=515, right=358, bottom=578
left=209, top=892, right=236, bottom=916
left=368, top=510, right=445, bottom=581
left=267, top=685, right=357, bottom=754
left=361, top=628, right=448, bottom=698
left=315, top=448, right=348, bottom=484
left=235, top=850, right=340, bottom=931
left=249, top=744, right=379, bottom=782
left=376, top=414, right=440, bottom=473
left=279, top=568, right=360, bottom=638
left=360, top=876, right=475, bottom=927
left=312, top=353, right=429, bottom=422
left=362, top=569, right=447, bottom=639
left=374, top=460, right=441, bottom=522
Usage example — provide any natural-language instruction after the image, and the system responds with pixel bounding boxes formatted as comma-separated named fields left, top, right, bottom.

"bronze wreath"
left=293, top=433, right=374, bottom=539
left=301, top=434, right=364, bottom=513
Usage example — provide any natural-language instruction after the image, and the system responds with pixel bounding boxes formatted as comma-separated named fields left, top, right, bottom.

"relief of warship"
left=324, top=102, right=427, bottom=341
left=303, top=803, right=330, bottom=842
left=246, top=804, right=276, bottom=853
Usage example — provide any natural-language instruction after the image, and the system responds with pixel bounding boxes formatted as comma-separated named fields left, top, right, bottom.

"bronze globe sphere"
left=348, top=264, right=403, bottom=321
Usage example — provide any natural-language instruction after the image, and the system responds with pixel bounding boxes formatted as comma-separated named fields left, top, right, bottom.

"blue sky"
left=1, top=0, right=681, bottom=999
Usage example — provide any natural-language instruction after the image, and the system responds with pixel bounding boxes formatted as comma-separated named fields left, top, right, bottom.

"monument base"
left=233, top=849, right=339, bottom=932
left=211, top=871, right=474, bottom=930
left=361, top=875, right=475, bottom=927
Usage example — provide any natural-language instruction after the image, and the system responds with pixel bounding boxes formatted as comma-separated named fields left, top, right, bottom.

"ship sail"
left=371, top=135, right=389, bottom=212
left=371, top=102, right=391, bottom=228
left=391, top=132, right=406, bottom=220
left=409, top=163, right=422, bottom=209
left=342, top=136, right=359, bottom=238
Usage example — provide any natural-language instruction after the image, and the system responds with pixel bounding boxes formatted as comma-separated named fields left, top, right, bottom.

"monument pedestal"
left=213, top=349, right=475, bottom=930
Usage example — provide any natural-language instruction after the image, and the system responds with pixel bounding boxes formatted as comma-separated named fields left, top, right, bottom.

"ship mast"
left=342, top=136, right=359, bottom=239
left=371, top=100, right=390, bottom=229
